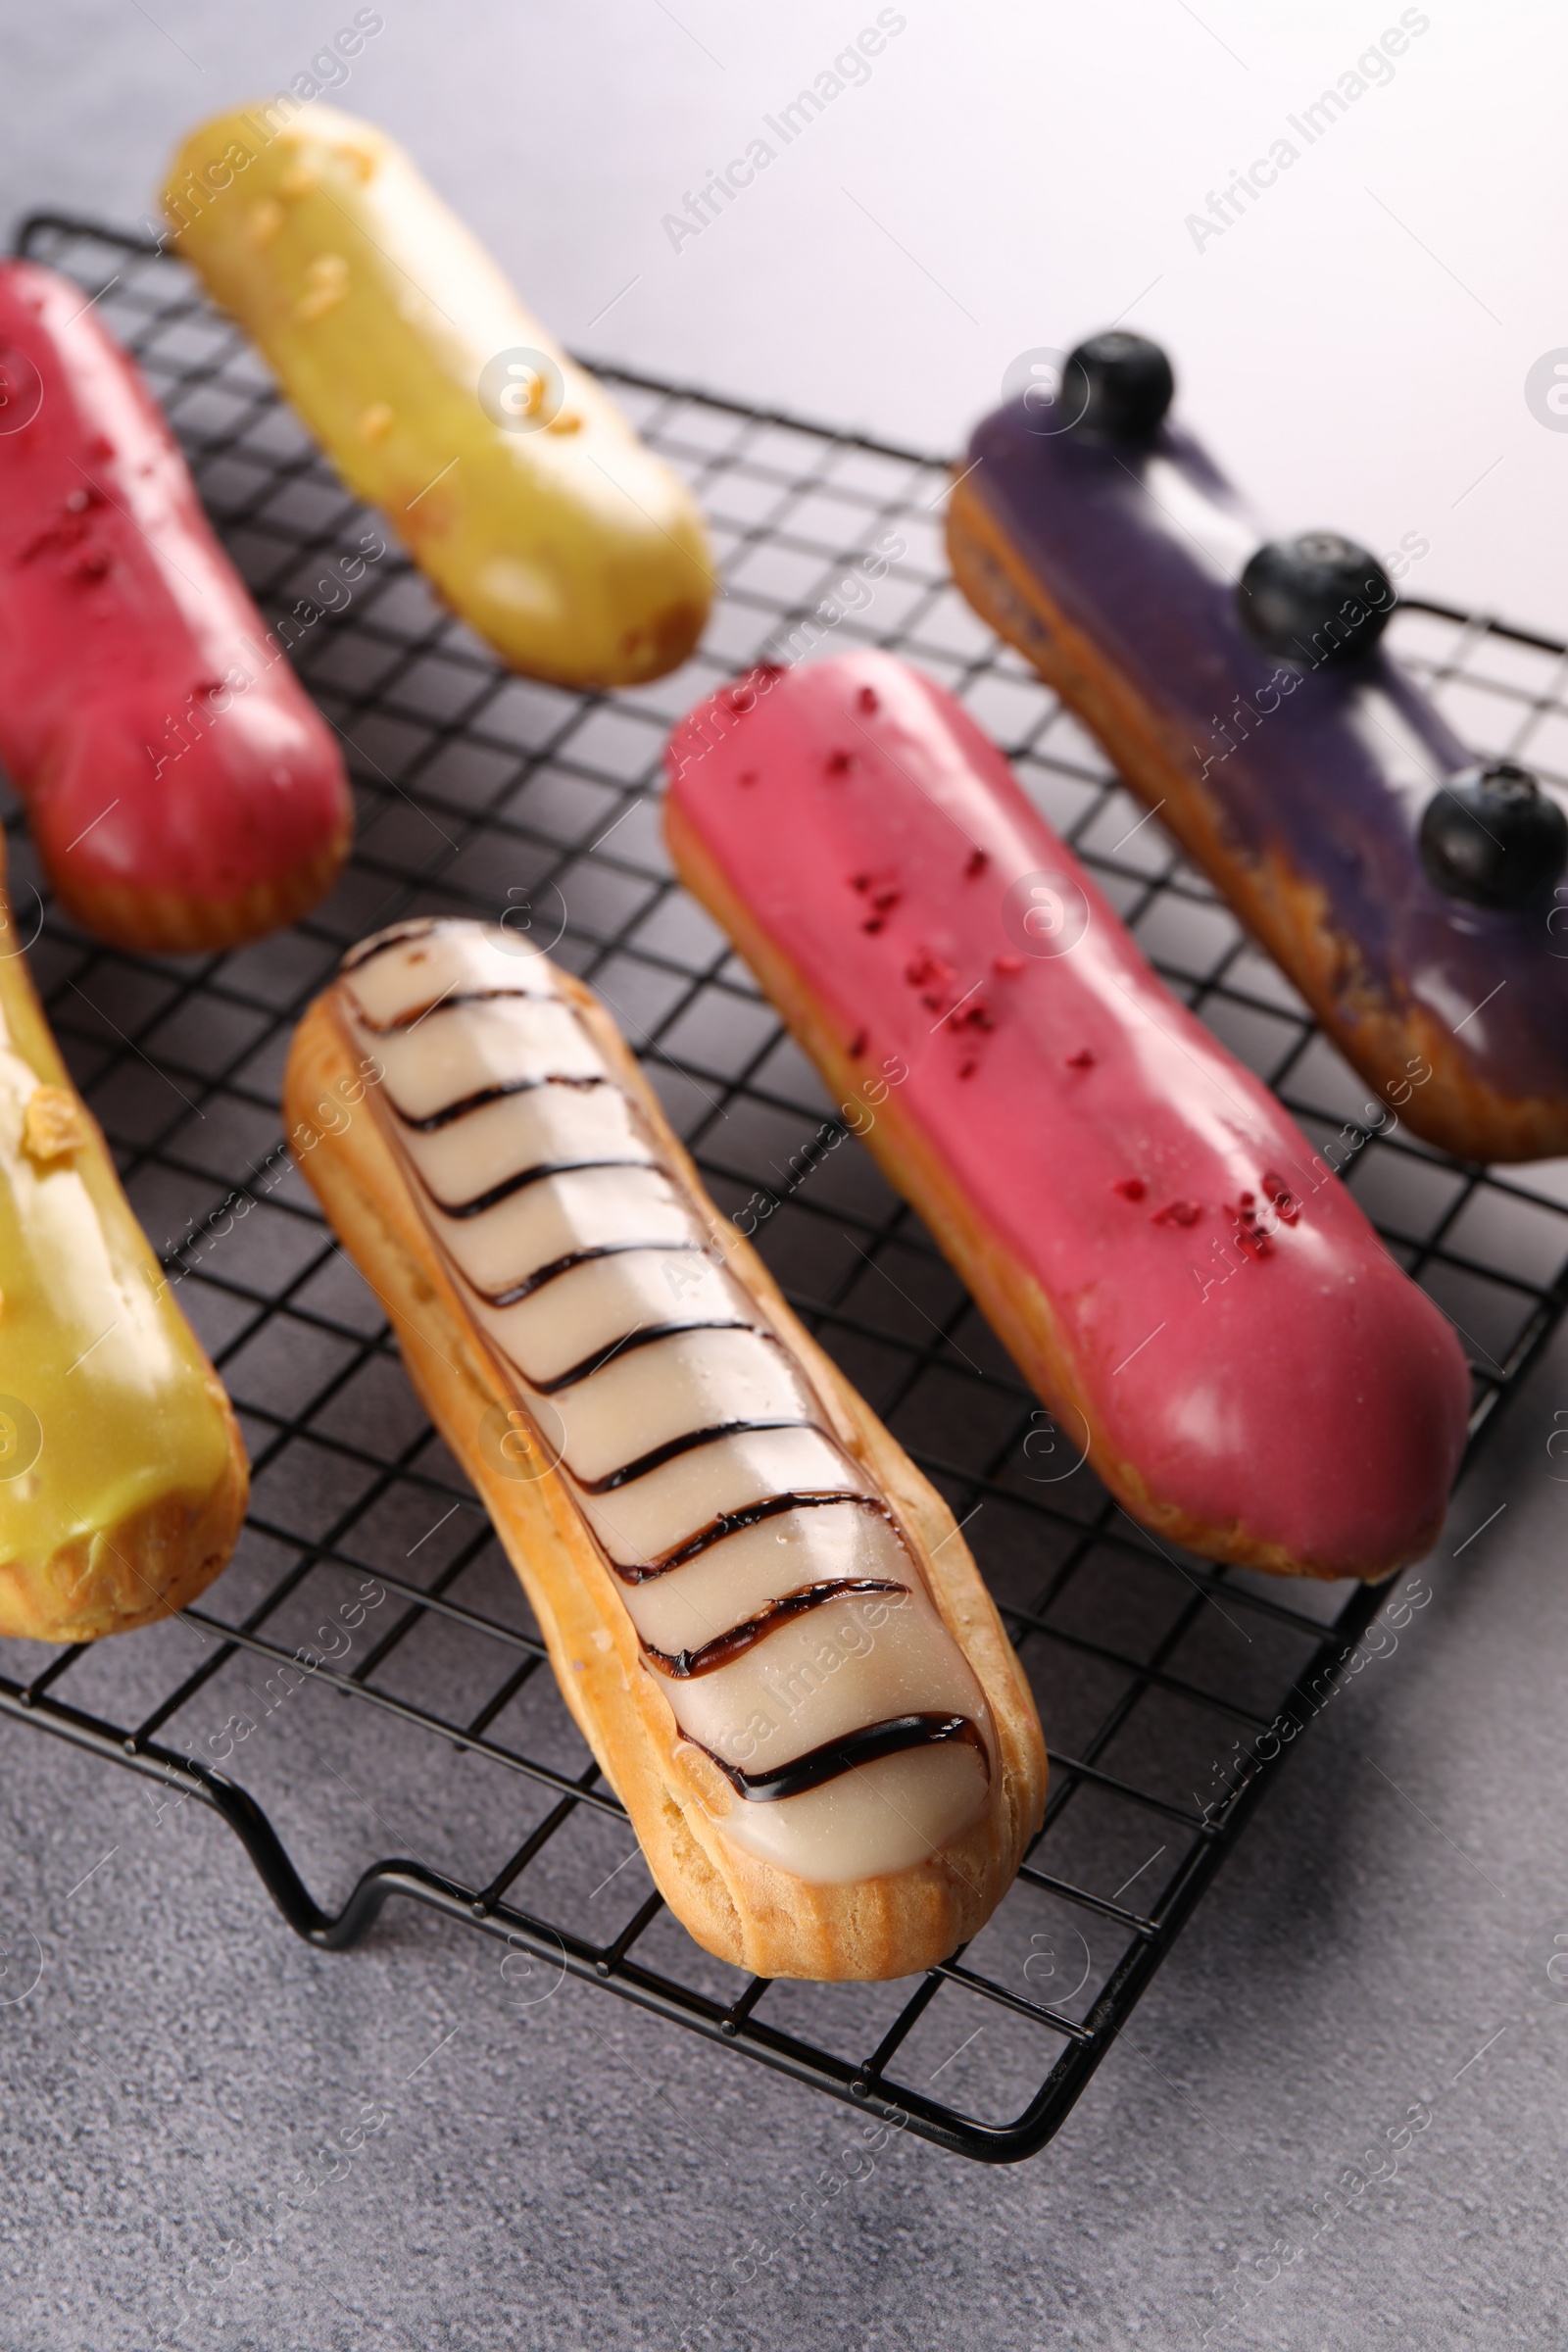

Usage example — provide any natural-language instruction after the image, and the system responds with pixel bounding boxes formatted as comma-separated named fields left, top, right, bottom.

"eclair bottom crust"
left=947, top=479, right=1568, bottom=1166
left=0, top=1387, right=247, bottom=1642
left=44, top=824, right=352, bottom=956
left=284, top=990, right=1046, bottom=1983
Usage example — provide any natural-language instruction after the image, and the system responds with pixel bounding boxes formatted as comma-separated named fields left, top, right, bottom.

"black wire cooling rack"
left=5, top=217, right=1568, bottom=2166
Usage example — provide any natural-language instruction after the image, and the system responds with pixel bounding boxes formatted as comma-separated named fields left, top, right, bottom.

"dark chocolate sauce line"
left=339, top=918, right=445, bottom=974
left=352, top=986, right=553, bottom=1035
left=640, top=1579, right=906, bottom=1679
left=534, top=1317, right=761, bottom=1397
left=479, top=1238, right=707, bottom=1310
left=430, top=1153, right=659, bottom=1222
left=390, top=1072, right=610, bottom=1135
left=530, top=1314, right=808, bottom=1399
left=690, top=1713, right=989, bottom=1804
left=574, top=1417, right=817, bottom=1496
left=609, top=1489, right=894, bottom=1584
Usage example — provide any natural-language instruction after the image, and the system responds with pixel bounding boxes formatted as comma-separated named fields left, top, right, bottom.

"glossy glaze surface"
left=166, top=106, right=713, bottom=688
left=665, top=650, right=1471, bottom=1575
left=958, top=397, right=1568, bottom=1104
left=0, top=260, right=350, bottom=932
left=0, top=851, right=242, bottom=1618
left=333, top=918, right=992, bottom=1883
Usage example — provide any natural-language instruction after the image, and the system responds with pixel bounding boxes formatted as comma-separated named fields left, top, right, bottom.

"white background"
left=5, top=0, right=1566, bottom=634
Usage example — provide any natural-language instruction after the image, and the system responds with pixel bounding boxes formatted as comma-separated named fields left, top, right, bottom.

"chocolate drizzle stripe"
left=390, top=1073, right=610, bottom=1134
left=339, top=919, right=446, bottom=973
left=479, top=1238, right=708, bottom=1309
left=641, top=1579, right=906, bottom=1679
left=533, top=1317, right=761, bottom=1397
left=351, top=986, right=555, bottom=1034
left=609, top=1490, right=892, bottom=1584
left=573, top=1417, right=817, bottom=1496
left=429, top=1153, right=659, bottom=1222
left=690, top=1713, right=989, bottom=1803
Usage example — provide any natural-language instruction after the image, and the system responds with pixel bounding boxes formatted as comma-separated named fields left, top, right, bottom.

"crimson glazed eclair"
left=283, top=918, right=1045, bottom=1982
left=0, top=261, right=352, bottom=953
left=947, top=330, right=1568, bottom=1163
left=664, top=651, right=1471, bottom=1582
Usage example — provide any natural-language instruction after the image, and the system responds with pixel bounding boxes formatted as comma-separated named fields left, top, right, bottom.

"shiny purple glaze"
left=962, top=398, right=1568, bottom=1106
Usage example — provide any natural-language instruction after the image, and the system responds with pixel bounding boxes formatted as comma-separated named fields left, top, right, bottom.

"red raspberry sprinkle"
left=1066, top=1049, right=1096, bottom=1070
left=857, top=685, right=879, bottom=713
left=1152, top=1200, right=1201, bottom=1228
left=1262, top=1170, right=1300, bottom=1224
left=905, top=951, right=955, bottom=992
left=965, top=848, right=989, bottom=878
left=722, top=663, right=783, bottom=714
left=993, top=954, right=1025, bottom=977
left=1114, top=1177, right=1147, bottom=1201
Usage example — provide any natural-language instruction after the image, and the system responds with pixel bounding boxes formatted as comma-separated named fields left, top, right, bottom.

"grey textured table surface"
left=3, top=7, right=1567, bottom=2348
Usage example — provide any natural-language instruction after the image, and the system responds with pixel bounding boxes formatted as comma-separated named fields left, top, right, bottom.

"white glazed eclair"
left=283, top=918, right=1045, bottom=1980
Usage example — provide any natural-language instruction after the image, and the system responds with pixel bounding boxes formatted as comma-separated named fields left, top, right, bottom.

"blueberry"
left=1418, top=761, right=1568, bottom=909
left=1065, top=332, right=1174, bottom=439
left=1237, top=533, right=1395, bottom=668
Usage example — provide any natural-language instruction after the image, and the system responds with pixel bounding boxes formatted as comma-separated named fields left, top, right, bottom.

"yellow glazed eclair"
left=0, top=855, right=247, bottom=1642
left=162, top=105, right=715, bottom=690
left=284, top=919, right=1045, bottom=1980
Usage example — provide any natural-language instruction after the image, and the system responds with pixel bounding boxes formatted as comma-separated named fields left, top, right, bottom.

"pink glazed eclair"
left=664, top=651, right=1471, bottom=1583
left=0, top=260, right=352, bottom=953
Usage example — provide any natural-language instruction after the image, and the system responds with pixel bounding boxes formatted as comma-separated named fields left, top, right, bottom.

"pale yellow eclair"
left=163, top=104, right=715, bottom=688
left=0, top=845, right=247, bottom=1642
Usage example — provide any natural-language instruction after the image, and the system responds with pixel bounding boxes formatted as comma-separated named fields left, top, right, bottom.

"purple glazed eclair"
left=946, top=332, right=1568, bottom=1163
